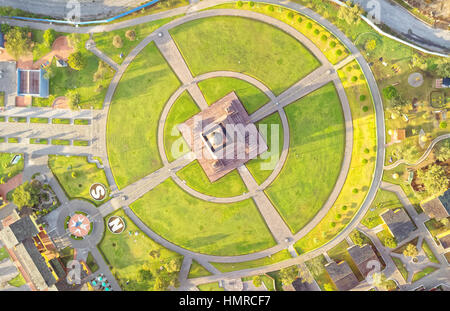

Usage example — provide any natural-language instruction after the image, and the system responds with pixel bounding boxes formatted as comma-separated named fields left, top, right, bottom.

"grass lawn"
left=210, top=249, right=291, bottom=273
left=176, top=160, right=247, bottom=198
left=99, top=209, right=183, bottom=291
left=93, top=15, right=182, bottom=65
left=163, top=91, right=199, bottom=163
left=30, top=117, right=49, bottom=124
left=213, top=2, right=349, bottom=65
left=107, top=42, right=181, bottom=189
left=0, top=247, right=9, bottom=261
left=48, top=155, right=110, bottom=206
left=197, top=76, right=270, bottom=114
left=33, top=34, right=114, bottom=110
left=30, top=138, right=48, bottom=145
left=0, top=153, right=24, bottom=182
left=197, top=282, right=224, bottom=291
left=7, top=273, right=26, bottom=287
left=0, top=92, right=4, bottom=106
left=295, top=61, right=377, bottom=253
left=131, top=178, right=275, bottom=256
left=170, top=16, right=319, bottom=96
left=246, top=112, right=284, bottom=184
left=266, top=82, right=345, bottom=233
left=412, top=266, right=437, bottom=283
left=52, top=118, right=71, bottom=125
left=9, top=117, right=27, bottom=123
left=188, top=260, right=212, bottom=278
left=51, top=139, right=71, bottom=146
left=421, top=240, right=439, bottom=264
left=7, top=138, right=19, bottom=143
left=327, top=240, right=364, bottom=281
left=74, top=119, right=90, bottom=125
left=362, top=189, right=403, bottom=228
left=391, top=256, right=408, bottom=281
left=425, top=218, right=450, bottom=243
left=73, top=140, right=90, bottom=147
left=377, top=225, right=396, bottom=248
left=242, top=274, right=276, bottom=291
left=86, top=252, right=99, bottom=273
left=304, top=254, right=337, bottom=291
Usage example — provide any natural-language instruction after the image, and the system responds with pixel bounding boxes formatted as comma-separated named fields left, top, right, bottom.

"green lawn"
left=33, top=35, right=114, bottom=110
left=93, top=15, right=182, bottom=65
left=0, top=153, right=24, bottom=183
left=170, top=16, right=319, bottom=96
left=51, top=139, right=71, bottom=146
left=30, top=117, right=49, bottom=124
left=210, top=249, right=291, bottom=273
left=266, top=83, right=345, bottom=233
left=0, top=247, right=9, bottom=261
left=176, top=161, right=247, bottom=198
left=7, top=273, right=26, bottom=287
left=86, top=252, right=99, bottom=273
left=362, top=189, right=403, bottom=228
left=107, top=42, right=181, bottom=189
left=74, top=119, right=90, bottom=125
left=52, top=118, right=71, bottom=125
left=197, top=282, right=224, bottom=291
left=391, top=256, right=408, bottom=281
left=246, top=112, right=284, bottom=184
left=131, top=178, right=275, bottom=256
left=163, top=91, right=199, bottom=163
left=30, top=138, right=48, bottom=145
left=188, top=260, right=212, bottom=278
left=421, top=240, right=439, bottom=264
left=412, top=266, right=437, bottom=283
left=197, top=76, right=270, bottom=114
left=304, top=255, right=337, bottom=291
left=295, top=61, right=377, bottom=253
left=99, top=209, right=183, bottom=291
left=48, top=155, right=110, bottom=206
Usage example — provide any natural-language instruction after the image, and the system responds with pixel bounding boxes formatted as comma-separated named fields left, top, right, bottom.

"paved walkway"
left=384, top=133, right=450, bottom=170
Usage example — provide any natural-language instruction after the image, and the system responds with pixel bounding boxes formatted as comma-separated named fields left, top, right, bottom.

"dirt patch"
left=33, top=36, right=73, bottom=70
left=15, top=96, right=32, bottom=107
left=52, top=96, right=69, bottom=109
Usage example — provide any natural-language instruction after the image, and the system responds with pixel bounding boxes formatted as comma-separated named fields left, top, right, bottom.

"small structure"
left=16, top=68, right=49, bottom=98
left=178, top=92, right=267, bottom=182
left=390, top=129, right=406, bottom=144
left=347, top=244, right=380, bottom=278
left=324, top=261, right=359, bottom=291
left=56, top=58, right=68, bottom=68
left=68, top=213, right=91, bottom=237
left=380, top=208, right=416, bottom=243
left=420, top=189, right=450, bottom=220
left=435, top=78, right=450, bottom=88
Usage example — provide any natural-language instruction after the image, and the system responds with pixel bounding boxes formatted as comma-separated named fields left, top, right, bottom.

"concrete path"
left=384, top=133, right=450, bottom=170
left=86, top=39, right=119, bottom=71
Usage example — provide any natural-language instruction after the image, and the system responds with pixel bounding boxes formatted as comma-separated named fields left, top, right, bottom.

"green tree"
left=365, top=39, right=377, bottom=51
left=4, top=27, right=31, bottom=60
left=12, top=181, right=40, bottom=210
left=403, top=243, right=418, bottom=258
left=435, top=140, right=450, bottom=162
left=382, top=85, right=398, bottom=100
left=163, top=258, right=181, bottom=273
left=384, top=236, right=397, bottom=248
left=252, top=275, right=262, bottom=287
left=417, top=164, right=448, bottom=195
left=337, top=1, right=363, bottom=25
left=351, top=230, right=365, bottom=246
left=66, top=90, right=81, bottom=110
left=43, top=29, right=56, bottom=47
left=435, top=58, right=450, bottom=77
left=68, top=51, right=86, bottom=71
left=279, top=265, right=299, bottom=285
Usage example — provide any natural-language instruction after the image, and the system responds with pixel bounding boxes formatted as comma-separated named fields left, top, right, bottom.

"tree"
left=43, top=65, right=56, bottom=80
left=4, top=27, right=31, bottom=60
left=125, top=30, right=136, bottom=41
left=138, top=268, right=153, bottom=282
left=365, top=39, right=377, bottom=51
left=337, top=1, right=363, bottom=25
left=411, top=54, right=428, bottom=71
left=382, top=85, right=398, bottom=100
left=435, top=140, right=450, bottom=162
left=252, top=275, right=262, bottom=287
left=153, top=277, right=166, bottom=291
left=12, top=181, right=40, bottom=210
left=389, top=94, right=408, bottom=112
left=298, top=267, right=314, bottom=283
left=68, top=33, right=82, bottom=51
left=417, top=164, right=449, bottom=195
left=351, top=230, right=365, bottom=246
left=279, top=265, right=299, bottom=285
left=372, top=272, right=395, bottom=290
left=68, top=51, right=86, bottom=71
left=112, top=35, right=123, bottom=48
left=163, top=259, right=181, bottom=273
left=434, top=58, right=450, bottom=77
left=43, top=29, right=56, bottom=47
left=403, top=243, right=418, bottom=258
left=66, top=90, right=81, bottom=110
left=384, top=236, right=397, bottom=248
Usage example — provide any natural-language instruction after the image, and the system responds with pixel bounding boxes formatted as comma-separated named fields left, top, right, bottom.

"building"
left=178, top=92, right=267, bottom=182
left=347, top=244, right=380, bottom=278
left=324, top=261, right=359, bottom=291
left=421, top=189, right=450, bottom=220
left=380, top=208, right=416, bottom=243
left=16, top=68, right=49, bottom=98
left=437, top=232, right=450, bottom=250
left=390, top=129, right=406, bottom=144
left=0, top=210, right=65, bottom=291
left=435, top=78, right=450, bottom=88
left=56, top=58, right=68, bottom=68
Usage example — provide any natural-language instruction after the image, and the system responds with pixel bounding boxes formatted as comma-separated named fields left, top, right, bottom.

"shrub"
left=112, top=35, right=123, bottom=48
left=382, top=85, right=398, bottom=100
left=68, top=51, right=86, bottom=71
left=313, top=29, right=320, bottom=35
left=351, top=76, right=358, bottom=82
left=71, top=172, right=77, bottom=178
left=365, top=39, right=376, bottom=51
left=362, top=159, right=368, bottom=164
left=287, top=11, right=294, bottom=19
left=330, top=222, right=336, bottom=228
left=440, top=121, right=447, bottom=129
left=43, top=29, right=56, bottom=47
left=249, top=1, right=255, bottom=7
left=297, top=16, right=303, bottom=23
left=364, top=148, right=370, bottom=154
left=385, top=236, right=397, bottom=248
left=306, top=22, right=313, bottom=29
left=321, top=35, right=327, bottom=41
left=267, top=5, right=274, bottom=12
left=360, top=95, right=366, bottom=101
left=336, top=49, right=343, bottom=56
left=237, top=0, right=243, bottom=7
left=329, top=41, right=336, bottom=48
left=125, top=30, right=136, bottom=41
left=352, top=188, right=359, bottom=194
left=362, top=106, right=369, bottom=112
left=342, top=205, right=348, bottom=211
left=336, top=214, right=342, bottom=219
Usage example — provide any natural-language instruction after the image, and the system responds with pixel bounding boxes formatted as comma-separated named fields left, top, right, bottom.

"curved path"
left=384, top=133, right=450, bottom=170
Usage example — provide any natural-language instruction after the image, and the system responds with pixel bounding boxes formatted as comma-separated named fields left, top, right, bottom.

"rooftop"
left=325, top=261, right=359, bottom=291
left=347, top=244, right=380, bottom=278
left=380, top=208, right=416, bottom=243
left=17, top=68, right=49, bottom=98
left=421, top=190, right=450, bottom=220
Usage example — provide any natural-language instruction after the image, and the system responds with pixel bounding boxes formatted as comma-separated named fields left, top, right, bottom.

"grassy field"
left=0, top=153, right=24, bottom=183
left=99, top=209, right=183, bottom=291
left=412, top=266, right=437, bottom=283
left=391, top=256, right=408, bottom=281
left=295, top=61, right=377, bottom=253
left=246, top=112, right=284, bottom=184
left=188, top=261, right=212, bottom=278
left=176, top=161, right=247, bottom=198
left=265, top=83, right=345, bottom=233
left=93, top=15, right=181, bottom=65
left=213, top=2, right=349, bottom=64
left=170, top=16, right=319, bottom=96
left=107, top=42, right=181, bottom=189
left=197, top=282, right=224, bottom=291
left=131, top=178, right=275, bottom=256
left=210, top=249, right=291, bottom=273
left=197, top=76, right=270, bottom=114
left=362, top=189, right=403, bottom=229
left=304, top=254, right=337, bottom=291
left=48, top=155, right=110, bottom=206
left=163, top=91, right=199, bottom=163
left=0, top=247, right=9, bottom=261
left=421, top=240, right=439, bottom=264
left=33, top=34, right=114, bottom=110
